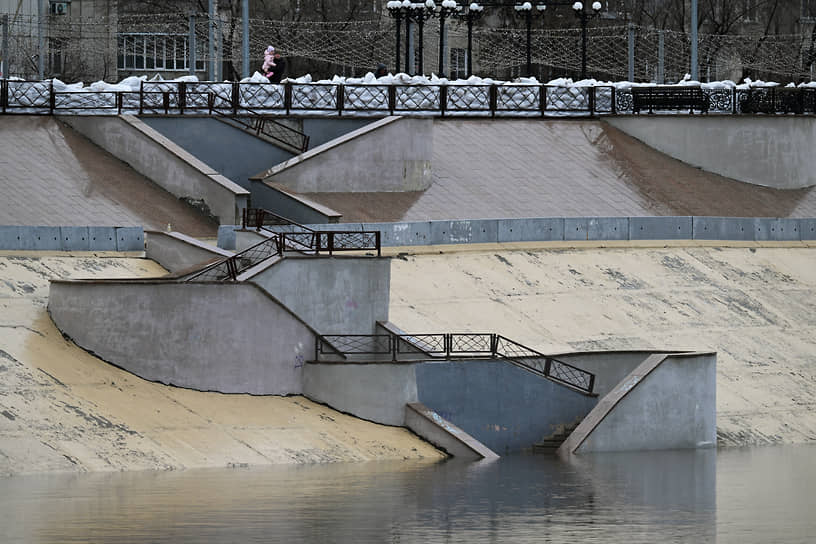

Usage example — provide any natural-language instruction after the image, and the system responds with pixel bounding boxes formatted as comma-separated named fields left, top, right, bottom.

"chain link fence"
left=1, top=12, right=814, bottom=83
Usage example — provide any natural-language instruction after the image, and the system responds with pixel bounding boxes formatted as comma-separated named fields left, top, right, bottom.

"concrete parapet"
left=60, top=115, right=249, bottom=225
left=630, top=216, right=693, bottom=240
left=251, top=117, right=433, bottom=192
left=606, top=116, right=816, bottom=189
left=249, top=256, right=390, bottom=334
left=48, top=281, right=315, bottom=395
left=498, top=218, right=565, bottom=243
left=0, top=225, right=142, bottom=251
left=404, top=403, right=498, bottom=460
left=558, top=352, right=717, bottom=455
left=145, top=230, right=232, bottom=273
left=565, top=217, right=629, bottom=241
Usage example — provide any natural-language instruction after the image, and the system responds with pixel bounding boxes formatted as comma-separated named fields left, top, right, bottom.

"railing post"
left=589, top=86, right=596, bottom=116
left=611, top=87, right=617, bottom=115
left=49, top=80, right=55, bottom=114
left=732, top=88, right=737, bottom=114
left=445, top=333, right=452, bottom=358
left=116, top=92, right=123, bottom=114
left=588, top=373, right=595, bottom=393
left=139, top=81, right=144, bottom=115
left=1, top=79, right=6, bottom=113
left=391, top=334, right=397, bottom=361
left=208, top=91, right=214, bottom=115
left=388, top=85, right=396, bottom=115
left=232, top=81, right=240, bottom=116
left=489, top=84, right=497, bottom=118
left=337, top=84, right=344, bottom=117
left=163, top=91, right=170, bottom=114
left=544, top=357, right=552, bottom=377
left=315, top=335, right=320, bottom=361
left=490, top=333, right=497, bottom=357
left=540, top=85, right=546, bottom=117
left=376, top=231, right=381, bottom=257
left=328, top=232, right=335, bottom=256
left=179, top=82, right=186, bottom=114
left=284, top=82, right=292, bottom=115
left=439, top=85, right=447, bottom=117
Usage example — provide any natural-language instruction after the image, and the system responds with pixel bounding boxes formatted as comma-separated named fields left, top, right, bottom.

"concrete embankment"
left=387, top=242, right=816, bottom=447
left=0, top=253, right=444, bottom=476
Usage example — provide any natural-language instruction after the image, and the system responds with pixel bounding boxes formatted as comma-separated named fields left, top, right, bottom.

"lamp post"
left=461, top=2, right=483, bottom=77
left=386, top=1, right=406, bottom=73
left=436, top=0, right=462, bottom=77
left=514, top=2, right=547, bottom=77
left=410, top=1, right=437, bottom=75
left=572, top=1, right=601, bottom=79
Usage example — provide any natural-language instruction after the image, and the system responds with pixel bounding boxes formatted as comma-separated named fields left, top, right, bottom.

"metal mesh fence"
left=1, top=12, right=814, bottom=83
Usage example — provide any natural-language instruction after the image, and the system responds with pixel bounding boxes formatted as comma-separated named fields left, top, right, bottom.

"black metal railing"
left=314, top=332, right=595, bottom=394
left=243, top=208, right=382, bottom=257
left=6, top=79, right=816, bottom=118
left=184, top=235, right=282, bottom=282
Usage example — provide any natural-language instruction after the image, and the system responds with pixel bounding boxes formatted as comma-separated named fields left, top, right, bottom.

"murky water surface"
left=1, top=445, right=814, bottom=543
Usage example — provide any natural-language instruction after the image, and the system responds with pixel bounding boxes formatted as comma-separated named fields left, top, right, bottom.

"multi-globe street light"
left=514, top=2, right=547, bottom=77
left=386, top=1, right=407, bottom=73
left=572, top=1, right=602, bottom=79
left=460, top=3, right=484, bottom=77
left=436, top=0, right=462, bottom=77
left=386, top=0, right=437, bottom=75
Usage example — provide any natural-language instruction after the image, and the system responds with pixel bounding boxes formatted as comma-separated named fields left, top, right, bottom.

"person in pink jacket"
left=262, top=46, right=276, bottom=79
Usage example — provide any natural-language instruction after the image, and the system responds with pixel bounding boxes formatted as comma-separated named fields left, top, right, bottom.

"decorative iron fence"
left=315, top=332, right=595, bottom=394
left=3, top=79, right=816, bottom=117
left=185, top=235, right=282, bottom=282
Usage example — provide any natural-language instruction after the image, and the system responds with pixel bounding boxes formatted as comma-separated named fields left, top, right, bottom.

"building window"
left=117, top=33, right=204, bottom=72
left=450, top=47, right=467, bottom=79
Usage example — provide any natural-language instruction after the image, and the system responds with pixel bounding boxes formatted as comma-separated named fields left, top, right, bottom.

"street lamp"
left=386, top=1, right=408, bottom=73
left=572, top=1, right=602, bottom=79
left=514, top=2, right=547, bottom=77
left=410, top=1, right=438, bottom=75
left=460, top=2, right=484, bottom=77
left=436, top=0, right=462, bottom=77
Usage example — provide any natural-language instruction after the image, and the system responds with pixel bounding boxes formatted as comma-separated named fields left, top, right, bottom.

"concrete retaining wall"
left=606, top=116, right=816, bottom=189
left=48, top=281, right=315, bottom=395
left=415, top=360, right=597, bottom=454
left=140, top=117, right=295, bottom=190
left=0, top=226, right=143, bottom=251
left=249, top=256, right=390, bottom=334
left=61, top=116, right=249, bottom=225
left=251, top=117, right=433, bottom=192
left=145, top=230, right=232, bottom=273
left=303, top=361, right=419, bottom=426
left=560, top=352, right=717, bottom=455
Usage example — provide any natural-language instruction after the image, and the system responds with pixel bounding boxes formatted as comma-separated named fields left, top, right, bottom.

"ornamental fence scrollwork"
left=314, top=332, right=595, bottom=394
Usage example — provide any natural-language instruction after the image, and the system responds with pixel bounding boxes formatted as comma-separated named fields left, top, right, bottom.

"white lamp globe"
left=426, top=0, right=436, bottom=8
left=591, top=1, right=602, bottom=9
left=536, top=4, right=546, bottom=10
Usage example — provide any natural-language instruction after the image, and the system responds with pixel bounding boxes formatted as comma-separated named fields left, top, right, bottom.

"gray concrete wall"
left=404, top=403, right=498, bottom=460
left=61, top=116, right=249, bottom=225
left=552, top=351, right=655, bottom=398
left=302, top=118, right=374, bottom=148
left=145, top=230, right=232, bottom=273
left=0, top=226, right=143, bottom=251
left=249, top=256, right=390, bottom=334
left=415, top=360, right=597, bottom=454
left=48, top=281, right=314, bottom=395
left=253, top=117, right=433, bottom=192
left=140, top=117, right=295, bottom=189
left=249, top=182, right=342, bottom=225
left=570, top=353, right=717, bottom=454
left=303, top=361, right=419, bottom=426
left=606, top=117, right=816, bottom=189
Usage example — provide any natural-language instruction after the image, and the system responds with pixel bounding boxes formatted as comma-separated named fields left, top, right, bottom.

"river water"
left=1, top=445, right=813, bottom=543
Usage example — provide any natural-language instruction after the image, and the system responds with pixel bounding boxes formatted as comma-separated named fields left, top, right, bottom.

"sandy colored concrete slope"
left=389, top=243, right=816, bottom=447
left=301, top=119, right=816, bottom=222
left=0, top=254, right=443, bottom=476
left=0, top=117, right=217, bottom=237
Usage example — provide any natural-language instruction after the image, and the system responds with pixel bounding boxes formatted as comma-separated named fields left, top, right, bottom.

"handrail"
left=184, top=234, right=282, bottom=282
left=314, top=332, right=595, bottom=394
left=243, top=208, right=381, bottom=257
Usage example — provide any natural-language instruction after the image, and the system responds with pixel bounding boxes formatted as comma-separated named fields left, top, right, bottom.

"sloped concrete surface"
left=300, top=119, right=816, bottom=222
left=0, top=117, right=217, bottom=236
left=0, top=254, right=444, bottom=476
left=389, top=243, right=816, bottom=447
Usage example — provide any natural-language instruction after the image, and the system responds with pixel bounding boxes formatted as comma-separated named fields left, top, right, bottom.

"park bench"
left=631, top=86, right=709, bottom=114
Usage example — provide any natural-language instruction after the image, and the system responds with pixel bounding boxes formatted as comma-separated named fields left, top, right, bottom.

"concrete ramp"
left=0, top=116, right=217, bottom=237
left=298, top=119, right=816, bottom=222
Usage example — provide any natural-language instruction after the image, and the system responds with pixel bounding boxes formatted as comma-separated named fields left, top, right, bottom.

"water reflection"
left=1, top=446, right=813, bottom=543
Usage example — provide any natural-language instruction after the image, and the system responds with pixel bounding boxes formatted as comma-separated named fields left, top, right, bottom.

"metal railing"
left=5, top=78, right=816, bottom=118
left=314, top=332, right=595, bottom=394
left=184, top=235, right=283, bottom=282
left=243, top=208, right=382, bottom=257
